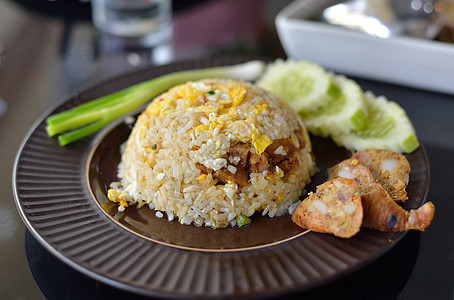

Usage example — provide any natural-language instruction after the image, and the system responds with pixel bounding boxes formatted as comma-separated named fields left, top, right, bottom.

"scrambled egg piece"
left=147, top=81, right=273, bottom=155
left=251, top=128, right=272, bottom=155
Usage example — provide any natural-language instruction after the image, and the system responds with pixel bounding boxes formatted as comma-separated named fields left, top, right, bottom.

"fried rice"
left=107, top=79, right=315, bottom=228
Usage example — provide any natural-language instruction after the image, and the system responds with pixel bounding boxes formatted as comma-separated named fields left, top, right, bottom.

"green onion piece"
left=46, top=60, right=265, bottom=146
left=236, top=215, right=251, bottom=227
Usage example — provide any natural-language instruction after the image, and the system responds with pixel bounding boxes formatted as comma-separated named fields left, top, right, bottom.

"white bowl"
left=275, top=0, right=454, bottom=95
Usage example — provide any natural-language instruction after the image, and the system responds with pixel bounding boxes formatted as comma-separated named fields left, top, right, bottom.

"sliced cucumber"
left=332, top=92, right=419, bottom=153
left=256, top=59, right=340, bottom=114
left=256, top=58, right=419, bottom=154
left=302, top=75, right=368, bottom=137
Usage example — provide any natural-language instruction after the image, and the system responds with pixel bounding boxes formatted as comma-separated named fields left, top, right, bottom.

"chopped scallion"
left=236, top=215, right=251, bottom=227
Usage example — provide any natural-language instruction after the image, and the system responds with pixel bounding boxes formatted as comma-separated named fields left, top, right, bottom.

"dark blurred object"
left=172, top=0, right=212, bottom=12
left=434, top=0, right=454, bottom=43
left=10, top=0, right=213, bottom=20
left=436, top=24, right=454, bottom=42
left=11, top=0, right=93, bottom=20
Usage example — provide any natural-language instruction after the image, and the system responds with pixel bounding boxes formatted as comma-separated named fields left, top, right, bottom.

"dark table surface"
left=1, top=0, right=454, bottom=299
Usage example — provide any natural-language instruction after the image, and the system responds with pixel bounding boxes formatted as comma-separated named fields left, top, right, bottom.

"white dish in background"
left=275, top=0, right=454, bottom=95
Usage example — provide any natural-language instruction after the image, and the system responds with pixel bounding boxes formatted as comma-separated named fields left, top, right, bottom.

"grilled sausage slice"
left=292, top=177, right=363, bottom=238
left=352, top=149, right=410, bottom=202
left=329, top=156, right=434, bottom=232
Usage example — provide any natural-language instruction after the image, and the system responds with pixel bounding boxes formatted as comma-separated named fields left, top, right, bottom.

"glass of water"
left=91, top=0, right=172, bottom=45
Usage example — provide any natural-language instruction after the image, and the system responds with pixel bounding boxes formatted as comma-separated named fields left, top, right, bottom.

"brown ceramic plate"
left=13, top=57, right=430, bottom=299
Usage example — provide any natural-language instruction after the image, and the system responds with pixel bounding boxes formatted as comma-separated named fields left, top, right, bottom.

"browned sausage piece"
left=292, top=177, right=363, bottom=238
left=361, top=182, right=434, bottom=231
left=352, top=149, right=410, bottom=202
left=248, top=152, right=270, bottom=174
left=228, top=142, right=250, bottom=168
left=329, top=156, right=434, bottom=232
left=328, top=158, right=376, bottom=186
left=213, top=167, right=249, bottom=187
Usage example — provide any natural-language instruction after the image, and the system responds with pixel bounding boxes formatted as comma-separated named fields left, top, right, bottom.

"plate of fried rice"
left=13, top=57, right=430, bottom=298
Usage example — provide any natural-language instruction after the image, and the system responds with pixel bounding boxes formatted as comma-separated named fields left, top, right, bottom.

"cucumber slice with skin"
left=332, top=92, right=420, bottom=153
left=257, top=58, right=419, bottom=154
left=302, top=75, right=368, bottom=137
left=256, top=59, right=340, bottom=114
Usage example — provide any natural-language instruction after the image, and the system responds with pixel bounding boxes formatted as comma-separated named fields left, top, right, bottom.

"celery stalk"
left=46, top=60, right=265, bottom=146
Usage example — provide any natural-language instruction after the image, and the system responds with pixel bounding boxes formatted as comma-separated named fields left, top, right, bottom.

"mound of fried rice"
left=107, top=79, right=315, bottom=228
